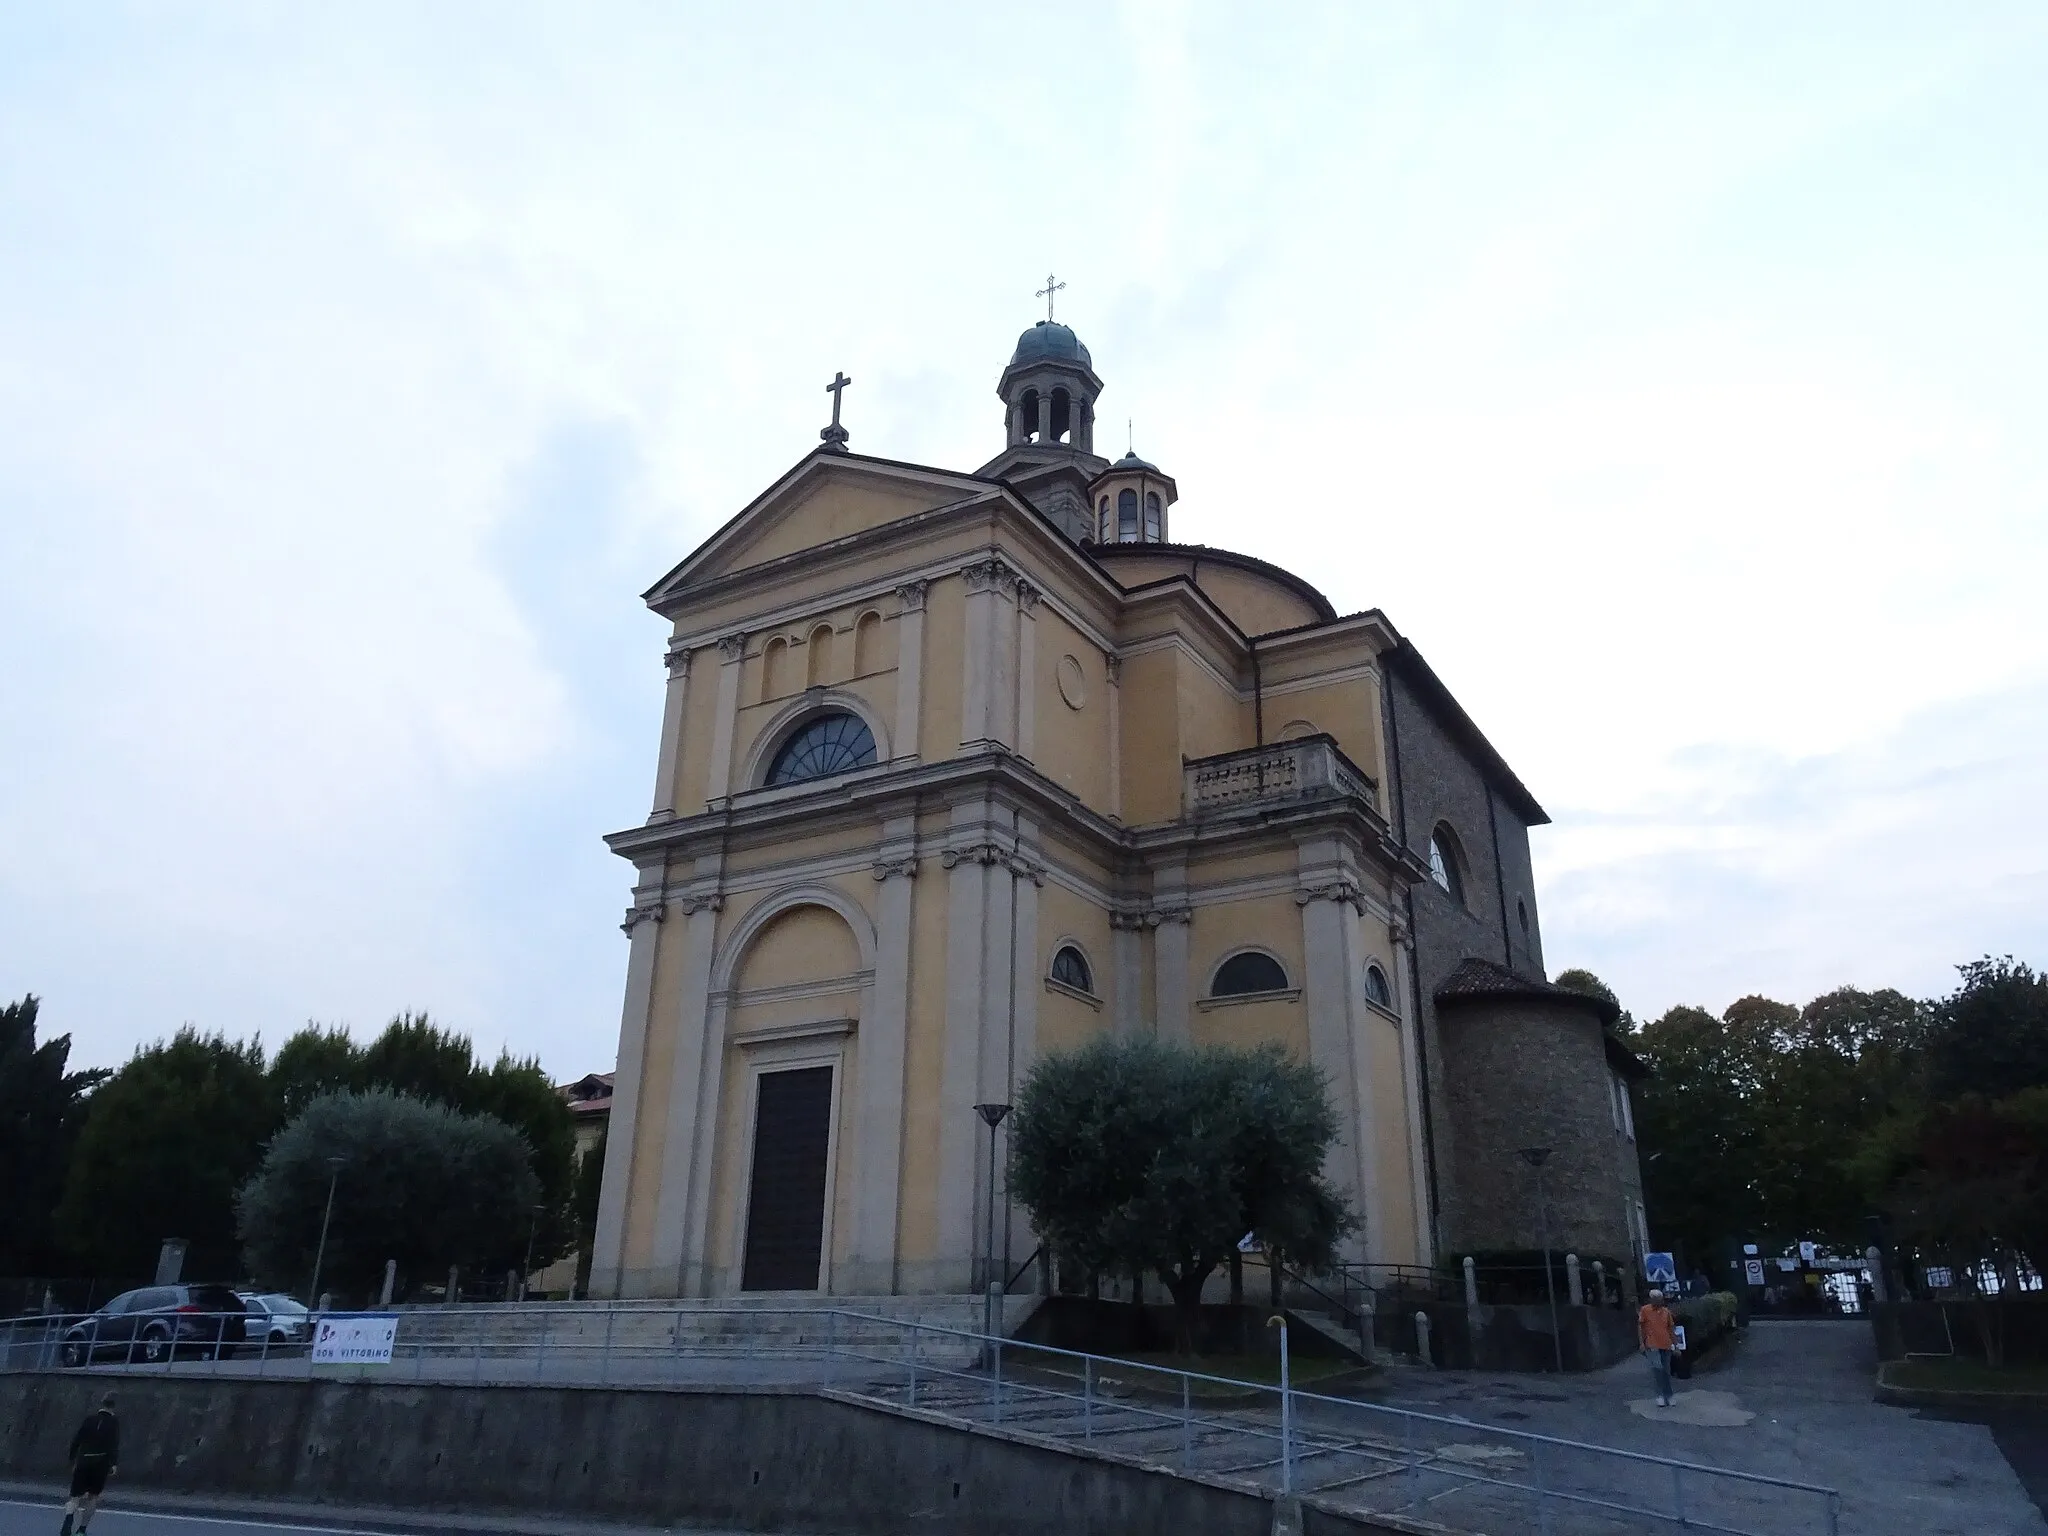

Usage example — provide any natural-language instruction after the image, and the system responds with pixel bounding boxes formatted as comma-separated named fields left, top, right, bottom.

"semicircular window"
left=1049, top=944, right=1093, bottom=994
left=765, top=711, right=877, bottom=787
left=1364, top=963, right=1393, bottom=1009
left=1211, top=951, right=1290, bottom=998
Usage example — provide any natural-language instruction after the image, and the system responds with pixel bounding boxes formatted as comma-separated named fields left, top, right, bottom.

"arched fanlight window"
left=1364, top=963, right=1393, bottom=1009
left=1117, top=488, right=1139, bottom=541
left=1428, top=825, right=1465, bottom=904
left=765, top=712, right=877, bottom=787
left=1210, top=951, right=1290, bottom=998
left=1143, top=491, right=1162, bottom=540
left=1049, top=944, right=1093, bottom=994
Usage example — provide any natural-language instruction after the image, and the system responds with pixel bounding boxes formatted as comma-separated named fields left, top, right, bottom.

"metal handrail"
left=1005, top=1244, right=1043, bottom=1293
left=1, top=1300, right=1842, bottom=1535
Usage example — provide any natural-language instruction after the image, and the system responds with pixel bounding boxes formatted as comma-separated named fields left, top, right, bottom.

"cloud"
left=1, top=4, right=2043, bottom=1074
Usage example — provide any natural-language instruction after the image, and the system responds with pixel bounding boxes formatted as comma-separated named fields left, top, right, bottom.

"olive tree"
left=238, top=1089, right=540, bottom=1301
left=1009, top=1035, right=1354, bottom=1352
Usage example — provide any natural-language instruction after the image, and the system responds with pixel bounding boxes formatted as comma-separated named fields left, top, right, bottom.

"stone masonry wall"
left=1435, top=995, right=1635, bottom=1259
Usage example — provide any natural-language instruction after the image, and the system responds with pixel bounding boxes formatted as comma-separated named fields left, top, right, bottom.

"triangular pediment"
left=644, top=450, right=991, bottom=607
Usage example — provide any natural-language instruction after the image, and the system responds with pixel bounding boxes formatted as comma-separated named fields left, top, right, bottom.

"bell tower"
left=976, top=287, right=1109, bottom=543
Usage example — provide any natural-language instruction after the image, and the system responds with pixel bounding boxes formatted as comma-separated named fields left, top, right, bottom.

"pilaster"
left=960, top=558, right=1017, bottom=749
left=1151, top=858, right=1193, bottom=1042
left=587, top=886, right=666, bottom=1299
left=704, top=632, right=747, bottom=801
left=1295, top=839, right=1380, bottom=1264
left=892, top=580, right=928, bottom=763
left=1389, top=898, right=1435, bottom=1267
left=935, top=808, right=996, bottom=1291
left=1105, top=652, right=1123, bottom=821
left=649, top=645, right=691, bottom=820
left=1110, top=910, right=1145, bottom=1036
left=849, top=817, right=919, bottom=1293
left=1015, top=580, right=1040, bottom=762
left=648, top=888, right=724, bottom=1296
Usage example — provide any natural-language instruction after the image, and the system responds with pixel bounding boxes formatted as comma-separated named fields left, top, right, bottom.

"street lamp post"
left=309, top=1155, right=347, bottom=1310
left=974, top=1103, right=1012, bottom=1341
left=1519, top=1147, right=1563, bottom=1373
left=521, top=1204, right=546, bottom=1301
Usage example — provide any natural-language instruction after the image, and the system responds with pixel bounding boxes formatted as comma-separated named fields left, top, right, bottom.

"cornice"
left=605, top=747, right=1421, bottom=893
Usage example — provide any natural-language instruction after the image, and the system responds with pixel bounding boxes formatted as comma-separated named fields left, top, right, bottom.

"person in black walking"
left=59, top=1392, right=118, bottom=1536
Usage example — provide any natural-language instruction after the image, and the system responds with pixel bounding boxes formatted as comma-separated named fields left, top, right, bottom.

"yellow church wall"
left=1262, top=673, right=1382, bottom=784
left=1189, top=895, right=1305, bottom=1010
left=1175, top=646, right=1253, bottom=766
left=731, top=902, right=863, bottom=992
left=918, top=577, right=968, bottom=761
left=1030, top=609, right=1112, bottom=808
left=1191, top=993, right=1309, bottom=1056
left=1036, top=881, right=1112, bottom=1057
left=725, top=479, right=948, bottom=574
left=1368, top=1012, right=1421, bottom=1264
left=1099, top=552, right=1325, bottom=636
left=1116, top=649, right=1183, bottom=824
left=670, top=657, right=721, bottom=817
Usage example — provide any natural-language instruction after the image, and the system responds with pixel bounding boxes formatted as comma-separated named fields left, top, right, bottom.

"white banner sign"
left=312, top=1315, right=398, bottom=1365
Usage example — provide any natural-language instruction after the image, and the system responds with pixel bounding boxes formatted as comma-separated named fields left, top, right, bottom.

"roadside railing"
left=1, top=1303, right=1839, bottom=1536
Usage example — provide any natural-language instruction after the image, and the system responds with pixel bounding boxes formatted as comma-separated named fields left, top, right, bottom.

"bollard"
left=1592, top=1260, right=1608, bottom=1307
left=1865, top=1246, right=1887, bottom=1303
left=380, top=1260, right=397, bottom=1308
left=447, top=1265, right=460, bottom=1305
left=1567, top=1253, right=1583, bottom=1307
left=1462, top=1255, right=1479, bottom=1309
left=1414, top=1310, right=1433, bottom=1369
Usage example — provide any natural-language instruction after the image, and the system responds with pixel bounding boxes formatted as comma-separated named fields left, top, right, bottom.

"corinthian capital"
left=716, top=632, right=747, bottom=662
left=961, top=557, right=1016, bottom=593
left=894, top=578, right=929, bottom=613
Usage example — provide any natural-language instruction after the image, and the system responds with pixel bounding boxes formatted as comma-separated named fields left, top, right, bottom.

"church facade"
left=586, top=319, right=1648, bottom=1300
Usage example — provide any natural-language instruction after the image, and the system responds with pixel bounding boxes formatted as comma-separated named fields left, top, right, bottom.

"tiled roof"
left=1434, top=958, right=1622, bottom=1026
left=1432, top=958, right=1648, bottom=1078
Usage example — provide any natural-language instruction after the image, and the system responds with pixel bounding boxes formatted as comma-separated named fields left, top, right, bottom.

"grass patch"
left=1886, top=1358, right=2048, bottom=1395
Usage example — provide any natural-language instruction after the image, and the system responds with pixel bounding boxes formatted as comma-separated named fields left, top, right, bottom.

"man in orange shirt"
left=1638, top=1288, right=1677, bottom=1406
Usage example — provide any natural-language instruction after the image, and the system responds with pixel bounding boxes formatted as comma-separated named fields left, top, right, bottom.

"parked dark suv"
left=60, top=1284, right=248, bottom=1366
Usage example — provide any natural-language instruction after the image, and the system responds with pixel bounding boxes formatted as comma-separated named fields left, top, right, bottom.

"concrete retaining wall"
left=0, top=1373, right=1403, bottom=1536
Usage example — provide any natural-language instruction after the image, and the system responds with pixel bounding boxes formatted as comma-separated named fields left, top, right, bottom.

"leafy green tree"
left=238, top=1089, right=541, bottom=1301
left=469, top=1053, right=578, bottom=1269
left=1926, top=958, right=2048, bottom=1102
left=1009, top=1035, right=1354, bottom=1351
left=1630, top=1004, right=1767, bottom=1266
left=56, top=1029, right=277, bottom=1279
left=0, top=996, right=110, bottom=1275
left=358, top=1012, right=475, bottom=1105
left=270, top=1025, right=364, bottom=1115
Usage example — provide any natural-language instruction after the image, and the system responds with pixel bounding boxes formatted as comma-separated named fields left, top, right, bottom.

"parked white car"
left=235, top=1293, right=311, bottom=1347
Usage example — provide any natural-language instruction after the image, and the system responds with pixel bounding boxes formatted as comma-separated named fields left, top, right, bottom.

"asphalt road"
left=0, top=1499, right=407, bottom=1535
left=0, top=1497, right=766, bottom=1536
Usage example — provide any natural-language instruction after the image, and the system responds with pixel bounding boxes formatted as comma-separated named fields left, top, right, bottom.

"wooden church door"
left=740, top=1066, right=834, bottom=1291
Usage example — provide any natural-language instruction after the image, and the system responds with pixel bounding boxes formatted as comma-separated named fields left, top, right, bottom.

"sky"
left=3, top=3, right=2044, bottom=1076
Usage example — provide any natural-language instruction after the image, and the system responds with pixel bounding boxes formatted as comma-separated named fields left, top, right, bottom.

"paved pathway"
left=1351, top=1320, right=2045, bottom=1536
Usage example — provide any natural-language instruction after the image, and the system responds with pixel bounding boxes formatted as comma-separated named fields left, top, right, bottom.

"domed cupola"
left=977, top=280, right=1112, bottom=545
left=998, top=320, right=1101, bottom=453
left=1089, top=448, right=1178, bottom=544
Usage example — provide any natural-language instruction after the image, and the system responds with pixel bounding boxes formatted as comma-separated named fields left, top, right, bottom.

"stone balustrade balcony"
left=1181, top=734, right=1380, bottom=820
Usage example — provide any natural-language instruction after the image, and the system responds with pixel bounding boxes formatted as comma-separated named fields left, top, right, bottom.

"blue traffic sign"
left=1643, top=1252, right=1678, bottom=1284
